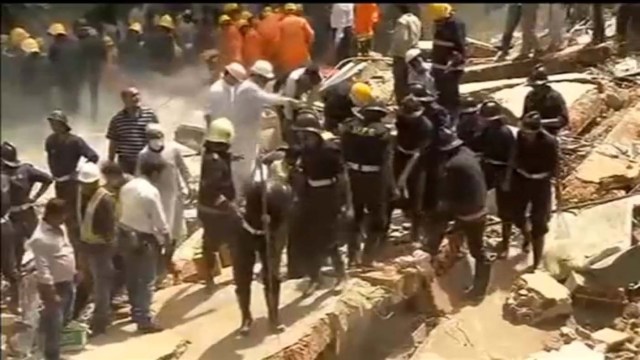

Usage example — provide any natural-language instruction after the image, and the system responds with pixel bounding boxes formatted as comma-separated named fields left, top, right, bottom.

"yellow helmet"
left=283, top=3, right=297, bottom=13
left=223, top=3, right=240, bottom=13
left=158, top=14, right=175, bottom=30
left=237, top=19, right=250, bottom=29
left=295, top=4, right=304, bottom=15
left=129, top=22, right=143, bottom=34
left=47, top=23, right=67, bottom=36
left=219, top=14, right=232, bottom=25
left=261, top=6, right=273, bottom=16
left=350, top=82, right=373, bottom=104
left=241, top=10, right=253, bottom=20
left=427, top=3, right=453, bottom=21
left=20, top=38, right=39, bottom=53
left=10, top=27, right=30, bottom=47
left=206, top=117, right=235, bottom=144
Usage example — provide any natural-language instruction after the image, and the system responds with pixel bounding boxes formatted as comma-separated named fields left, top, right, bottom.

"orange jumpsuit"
left=217, top=24, right=243, bottom=68
left=257, top=12, right=283, bottom=65
left=277, top=14, right=315, bottom=73
left=242, top=27, right=264, bottom=69
left=354, top=4, right=379, bottom=39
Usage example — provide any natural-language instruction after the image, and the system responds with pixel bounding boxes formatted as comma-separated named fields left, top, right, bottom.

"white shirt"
left=331, top=4, right=354, bottom=30
left=118, top=177, right=169, bottom=238
left=408, top=61, right=436, bottom=94
left=390, top=13, right=422, bottom=57
left=207, top=78, right=239, bottom=124
left=26, top=221, right=76, bottom=285
left=281, top=68, right=320, bottom=120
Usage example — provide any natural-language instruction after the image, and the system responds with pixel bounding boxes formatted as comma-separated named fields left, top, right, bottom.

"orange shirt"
left=257, top=13, right=283, bottom=63
left=354, top=4, right=380, bottom=38
left=217, top=25, right=243, bottom=67
left=242, top=28, right=264, bottom=69
left=277, top=14, right=315, bottom=73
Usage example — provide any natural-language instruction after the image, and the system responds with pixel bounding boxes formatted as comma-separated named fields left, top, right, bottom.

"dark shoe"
left=204, top=278, right=217, bottom=295
left=239, top=317, right=253, bottom=337
left=138, top=322, right=163, bottom=334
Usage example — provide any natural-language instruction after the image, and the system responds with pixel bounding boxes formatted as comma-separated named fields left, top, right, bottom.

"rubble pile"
left=503, top=272, right=573, bottom=325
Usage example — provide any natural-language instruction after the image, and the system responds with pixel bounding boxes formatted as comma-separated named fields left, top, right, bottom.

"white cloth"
left=26, top=221, right=76, bottom=285
left=281, top=67, right=320, bottom=120
left=118, top=177, right=169, bottom=238
left=390, top=13, right=422, bottom=57
left=206, top=79, right=239, bottom=125
left=137, top=142, right=191, bottom=240
left=331, top=4, right=354, bottom=44
left=408, top=61, right=436, bottom=94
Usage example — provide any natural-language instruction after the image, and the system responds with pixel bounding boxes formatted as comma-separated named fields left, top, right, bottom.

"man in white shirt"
left=27, top=198, right=75, bottom=360
left=330, top=4, right=354, bottom=63
left=279, top=64, right=323, bottom=143
left=118, top=156, right=169, bottom=333
left=204, top=62, right=248, bottom=128
left=390, top=5, right=422, bottom=102
left=405, top=48, right=436, bottom=95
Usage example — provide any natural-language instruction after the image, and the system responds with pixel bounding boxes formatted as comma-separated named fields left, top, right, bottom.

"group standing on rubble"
left=5, top=2, right=634, bottom=358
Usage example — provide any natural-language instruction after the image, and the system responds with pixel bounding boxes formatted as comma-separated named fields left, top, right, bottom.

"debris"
left=503, top=272, right=572, bottom=325
left=526, top=341, right=605, bottom=360
left=591, top=328, right=632, bottom=351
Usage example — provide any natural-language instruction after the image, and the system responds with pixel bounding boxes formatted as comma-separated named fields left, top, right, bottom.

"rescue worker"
left=323, top=81, right=373, bottom=134
left=475, top=101, right=516, bottom=259
left=194, top=12, right=217, bottom=56
left=257, top=5, right=283, bottom=67
left=47, top=23, right=83, bottom=114
left=339, top=101, right=393, bottom=266
left=118, top=22, right=147, bottom=76
left=494, top=4, right=522, bottom=62
left=216, top=14, right=243, bottom=70
left=522, top=66, right=569, bottom=136
left=277, top=3, right=315, bottom=74
left=3, top=27, right=30, bottom=89
left=354, top=3, right=380, bottom=56
left=224, top=3, right=243, bottom=22
left=1, top=172, right=20, bottom=313
left=506, top=111, right=559, bottom=271
left=330, top=3, right=354, bottom=64
left=45, top=110, right=99, bottom=249
left=393, top=95, right=434, bottom=243
left=205, top=62, right=246, bottom=128
left=238, top=18, right=263, bottom=69
left=198, top=118, right=240, bottom=292
left=19, top=38, right=52, bottom=114
left=1, top=142, right=53, bottom=269
left=137, top=124, right=192, bottom=287
left=515, top=4, right=543, bottom=60
left=390, top=5, right=422, bottom=103
left=232, top=162, right=293, bottom=335
left=428, top=3, right=466, bottom=118
left=279, top=64, right=323, bottom=143
left=76, top=162, right=116, bottom=335
left=145, top=14, right=177, bottom=75
left=405, top=48, right=436, bottom=95
left=456, top=96, right=482, bottom=150
left=425, top=128, right=490, bottom=302
left=75, top=18, right=107, bottom=122
left=290, top=113, right=346, bottom=294
left=175, top=9, right=197, bottom=64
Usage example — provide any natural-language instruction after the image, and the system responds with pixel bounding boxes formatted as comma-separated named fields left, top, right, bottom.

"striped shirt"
left=106, top=106, right=159, bottom=160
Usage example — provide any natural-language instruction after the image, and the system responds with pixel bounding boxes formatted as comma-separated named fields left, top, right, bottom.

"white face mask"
left=149, top=139, right=164, bottom=151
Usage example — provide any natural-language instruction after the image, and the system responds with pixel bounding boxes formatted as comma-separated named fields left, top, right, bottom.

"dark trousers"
left=58, top=81, right=81, bottom=115
left=500, top=4, right=523, bottom=52
left=332, top=27, right=353, bottom=64
left=75, top=243, right=115, bottom=329
left=39, top=281, right=75, bottom=360
left=1, top=219, right=19, bottom=304
left=356, top=38, right=373, bottom=56
left=54, top=180, right=80, bottom=247
left=9, top=207, right=38, bottom=268
left=199, top=210, right=239, bottom=280
left=432, top=69, right=463, bottom=116
left=482, top=163, right=513, bottom=222
left=87, top=71, right=101, bottom=122
left=391, top=151, right=425, bottom=239
left=511, top=174, right=552, bottom=238
left=231, top=224, right=285, bottom=321
left=392, top=57, right=409, bottom=103
left=117, top=156, right=138, bottom=175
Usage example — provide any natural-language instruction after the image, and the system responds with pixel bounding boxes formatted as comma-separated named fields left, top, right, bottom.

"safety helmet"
left=262, top=6, right=274, bottom=16
left=145, top=123, right=164, bottom=138
left=20, top=38, right=40, bottom=54
left=10, top=27, right=30, bottom=47
left=129, top=22, right=143, bottom=34
left=1, top=142, right=19, bottom=167
left=528, top=65, right=549, bottom=86
left=405, top=48, right=422, bottom=64
left=206, top=117, right=235, bottom=144
left=225, top=62, right=248, bottom=81
left=47, top=23, right=67, bottom=36
left=427, top=3, right=453, bottom=21
left=350, top=82, right=373, bottom=105
left=438, top=127, right=463, bottom=151
left=219, top=14, right=232, bottom=25
left=359, top=101, right=389, bottom=118
left=408, top=83, right=436, bottom=103
left=521, top=111, right=542, bottom=132
left=223, top=3, right=241, bottom=13
left=47, top=110, right=71, bottom=130
left=400, top=95, right=425, bottom=118
left=77, top=162, right=101, bottom=184
left=158, top=15, right=175, bottom=30
left=478, top=100, right=502, bottom=121
left=241, top=10, right=253, bottom=20
left=250, top=60, right=275, bottom=79
left=237, top=19, right=250, bottom=29
left=284, top=3, right=297, bottom=13
left=292, top=111, right=321, bottom=131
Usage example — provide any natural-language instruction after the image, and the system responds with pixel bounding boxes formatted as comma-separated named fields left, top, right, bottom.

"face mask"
left=149, top=139, right=164, bottom=151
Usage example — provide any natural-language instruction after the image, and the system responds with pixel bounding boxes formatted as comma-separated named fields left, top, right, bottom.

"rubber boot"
left=237, top=291, right=253, bottom=336
left=265, top=284, right=285, bottom=333
left=497, top=223, right=513, bottom=259
left=464, top=260, right=492, bottom=303
left=531, top=236, right=545, bottom=272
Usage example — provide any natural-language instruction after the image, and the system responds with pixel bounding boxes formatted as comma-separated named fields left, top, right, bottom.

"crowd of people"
left=2, top=2, right=634, bottom=360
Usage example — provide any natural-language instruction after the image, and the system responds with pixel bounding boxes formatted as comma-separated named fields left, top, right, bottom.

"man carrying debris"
left=522, top=66, right=569, bottom=136
left=205, top=62, right=247, bottom=128
left=475, top=101, right=516, bottom=259
left=290, top=112, right=347, bottom=295
left=506, top=111, right=559, bottom=271
left=197, top=117, right=240, bottom=292
left=390, top=5, right=422, bottom=103
left=47, top=23, right=83, bottom=115
left=339, top=101, right=393, bottom=266
left=425, top=128, right=490, bottom=302
left=405, top=48, right=436, bottom=95
left=323, top=81, right=374, bottom=134
left=137, top=124, right=192, bottom=288
left=428, top=3, right=466, bottom=119
left=232, top=161, right=293, bottom=336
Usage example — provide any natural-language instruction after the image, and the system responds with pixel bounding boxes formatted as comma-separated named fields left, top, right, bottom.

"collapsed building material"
left=591, top=328, right=633, bottom=351
left=503, top=272, right=573, bottom=325
left=526, top=341, right=605, bottom=360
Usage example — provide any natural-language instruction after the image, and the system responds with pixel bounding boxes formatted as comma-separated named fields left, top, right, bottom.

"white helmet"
left=225, top=62, right=248, bottom=81
left=405, top=48, right=422, bottom=64
left=77, top=162, right=101, bottom=184
left=250, top=60, right=275, bottom=80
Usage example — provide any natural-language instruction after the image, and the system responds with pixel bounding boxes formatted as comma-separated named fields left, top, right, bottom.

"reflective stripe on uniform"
left=242, top=218, right=265, bottom=236
left=307, top=178, right=337, bottom=187
left=346, top=162, right=381, bottom=173
left=80, top=187, right=110, bottom=244
left=483, top=158, right=508, bottom=166
left=516, top=168, right=551, bottom=180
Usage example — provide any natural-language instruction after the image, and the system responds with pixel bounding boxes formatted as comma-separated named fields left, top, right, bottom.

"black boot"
left=464, top=260, right=492, bottom=303
left=265, top=283, right=285, bottom=333
left=530, top=236, right=545, bottom=272
left=497, top=223, right=513, bottom=259
left=237, top=291, right=253, bottom=336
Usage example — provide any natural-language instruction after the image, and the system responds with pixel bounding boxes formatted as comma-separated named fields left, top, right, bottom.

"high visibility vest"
left=80, top=187, right=111, bottom=244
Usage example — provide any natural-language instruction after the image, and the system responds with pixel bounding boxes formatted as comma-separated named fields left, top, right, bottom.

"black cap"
left=292, top=111, right=321, bottom=131
left=47, top=110, right=71, bottom=130
left=528, top=66, right=549, bottom=86
left=408, top=83, right=436, bottom=102
left=1, top=141, right=19, bottom=167
left=478, top=100, right=502, bottom=120
left=438, top=127, right=463, bottom=151
left=399, top=95, right=424, bottom=118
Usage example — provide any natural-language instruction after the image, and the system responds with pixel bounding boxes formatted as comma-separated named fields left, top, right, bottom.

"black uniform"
left=118, top=32, right=147, bottom=75
left=456, top=107, right=484, bottom=153
left=522, top=86, right=569, bottom=135
left=78, top=28, right=108, bottom=121
left=197, top=149, right=239, bottom=286
left=340, top=111, right=392, bottom=264
left=48, top=36, right=83, bottom=114
left=322, top=81, right=355, bottom=133
left=1, top=174, right=19, bottom=308
left=145, top=30, right=176, bottom=75
left=431, top=14, right=466, bottom=116
left=232, top=169, right=293, bottom=332
left=421, top=102, right=453, bottom=213
left=20, top=52, right=52, bottom=113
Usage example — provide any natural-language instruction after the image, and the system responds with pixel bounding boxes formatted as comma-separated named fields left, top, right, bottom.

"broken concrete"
left=591, top=328, right=632, bottom=351
left=503, top=272, right=572, bottom=325
left=526, top=341, right=605, bottom=360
